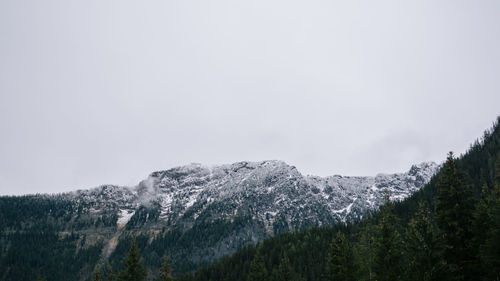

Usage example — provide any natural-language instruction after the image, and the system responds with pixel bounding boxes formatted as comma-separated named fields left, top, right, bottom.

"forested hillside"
left=2, top=116, right=499, bottom=281
left=174, top=116, right=500, bottom=281
left=0, top=160, right=436, bottom=280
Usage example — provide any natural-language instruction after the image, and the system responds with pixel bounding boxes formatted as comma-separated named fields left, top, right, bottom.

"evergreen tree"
left=106, top=265, right=116, bottom=281
left=435, top=152, right=476, bottom=281
left=93, top=268, right=103, bottom=281
left=326, top=231, right=354, bottom=281
left=157, top=253, right=174, bottom=281
left=373, top=202, right=404, bottom=281
left=473, top=184, right=493, bottom=243
left=471, top=183, right=493, bottom=278
left=355, top=221, right=376, bottom=281
left=247, top=249, right=268, bottom=281
left=274, top=254, right=293, bottom=281
left=496, top=154, right=500, bottom=188
left=117, top=238, right=147, bottom=281
left=480, top=158, right=500, bottom=280
left=480, top=185, right=500, bottom=280
left=405, top=202, right=442, bottom=281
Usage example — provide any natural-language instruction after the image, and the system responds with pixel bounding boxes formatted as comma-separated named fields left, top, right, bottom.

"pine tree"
left=471, top=183, right=493, bottom=279
left=479, top=185, right=500, bottom=280
left=326, top=231, right=355, bottom=281
left=93, top=268, right=103, bottom=281
left=106, top=265, right=116, bottom=281
left=373, top=202, right=404, bottom=281
left=275, top=254, right=293, bottom=281
left=435, top=152, right=476, bottom=281
left=480, top=157, right=500, bottom=280
left=355, top=220, right=376, bottom=281
left=157, top=253, right=174, bottom=281
left=117, top=238, right=147, bottom=281
left=405, top=202, right=442, bottom=281
left=496, top=156, right=500, bottom=188
left=247, top=249, right=268, bottom=281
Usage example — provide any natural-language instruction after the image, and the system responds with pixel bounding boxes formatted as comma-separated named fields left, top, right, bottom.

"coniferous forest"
left=175, top=117, right=500, bottom=280
left=2, top=117, right=500, bottom=281
left=2, top=0, right=500, bottom=280
left=102, top=117, right=499, bottom=281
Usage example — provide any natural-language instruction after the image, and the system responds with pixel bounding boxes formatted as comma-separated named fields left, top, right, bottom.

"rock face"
left=75, top=161, right=436, bottom=256
left=143, top=160, right=437, bottom=229
left=0, top=160, right=439, bottom=273
left=66, top=160, right=438, bottom=231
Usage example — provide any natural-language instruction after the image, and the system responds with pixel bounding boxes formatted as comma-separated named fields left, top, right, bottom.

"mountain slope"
left=68, top=160, right=437, bottom=230
left=177, top=116, right=500, bottom=281
left=0, top=161, right=437, bottom=280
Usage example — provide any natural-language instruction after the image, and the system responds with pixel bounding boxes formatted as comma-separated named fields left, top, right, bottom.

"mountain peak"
left=2, top=159, right=440, bottom=273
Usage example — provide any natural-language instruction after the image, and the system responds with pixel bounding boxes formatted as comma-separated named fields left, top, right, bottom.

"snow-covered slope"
left=65, top=160, right=438, bottom=233
left=1, top=160, right=439, bottom=272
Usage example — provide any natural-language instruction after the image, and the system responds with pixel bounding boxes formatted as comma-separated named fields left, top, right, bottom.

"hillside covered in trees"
left=170, top=116, right=500, bottom=281
left=90, top=116, right=500, bottom=281
left=0, top=159, right=439, bottom=281
left=2, top=116, right=500, bottom=281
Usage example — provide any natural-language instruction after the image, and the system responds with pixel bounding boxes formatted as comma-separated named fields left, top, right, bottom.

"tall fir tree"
left=271, top=254, right=293, bottom=281
left=478, top=185, right=500, bottom=280
left=471, top=183, right=493, bottom=279
left=405, top=202, right=442, bottom=281
left=247, top=248, right=268, bottom=281
left=93, top=268, right=103, bottom=281
left=480, top=156, right=500, bottom=280
left=373, top=202, right=404, bottom=281
left=496, top=154, right=500, bottom=188
left=117, top=238, right=147, bottom=281
left=326, top=231, right=355, bottom=281
left=355, top=220, right=376, bottom=281
left=435, top=152, right=476, bottom=281
left=106, top=265, right=116, bottom=281
left=157, top=253, right=174, bottom=281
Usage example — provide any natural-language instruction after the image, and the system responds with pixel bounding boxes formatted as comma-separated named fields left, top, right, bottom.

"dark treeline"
left=0, top=229, right=103, bottom=281
left=171, top=116, right=500, bottom=281
left=90, top=238, right=174, bottom=281
left=100, top=117, right=500, bottom=281
left=2, top=117, right=500, bottom=281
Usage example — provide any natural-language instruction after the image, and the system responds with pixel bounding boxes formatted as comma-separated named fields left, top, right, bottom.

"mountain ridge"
left=64, top=159, right=439, bottom=227
left=0, top=159, right=439, bottom=278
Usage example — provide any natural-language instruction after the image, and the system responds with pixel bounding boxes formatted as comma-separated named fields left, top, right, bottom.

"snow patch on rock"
left=117, top=209, right=135, bottom=229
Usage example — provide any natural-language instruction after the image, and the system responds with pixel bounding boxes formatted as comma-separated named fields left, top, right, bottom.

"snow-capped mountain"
left=50, top=160, right=437, bottom=264
left=68, top=160, right=437, bottom=231
left=1, top=160, right=438, bottom=273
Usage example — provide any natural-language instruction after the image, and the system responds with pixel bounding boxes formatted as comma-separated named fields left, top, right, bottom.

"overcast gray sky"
left=1, top=0, right=499, bottom=195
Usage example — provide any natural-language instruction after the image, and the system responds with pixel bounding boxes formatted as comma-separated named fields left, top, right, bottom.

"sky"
left=1, top=0, right=499, bottom=195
